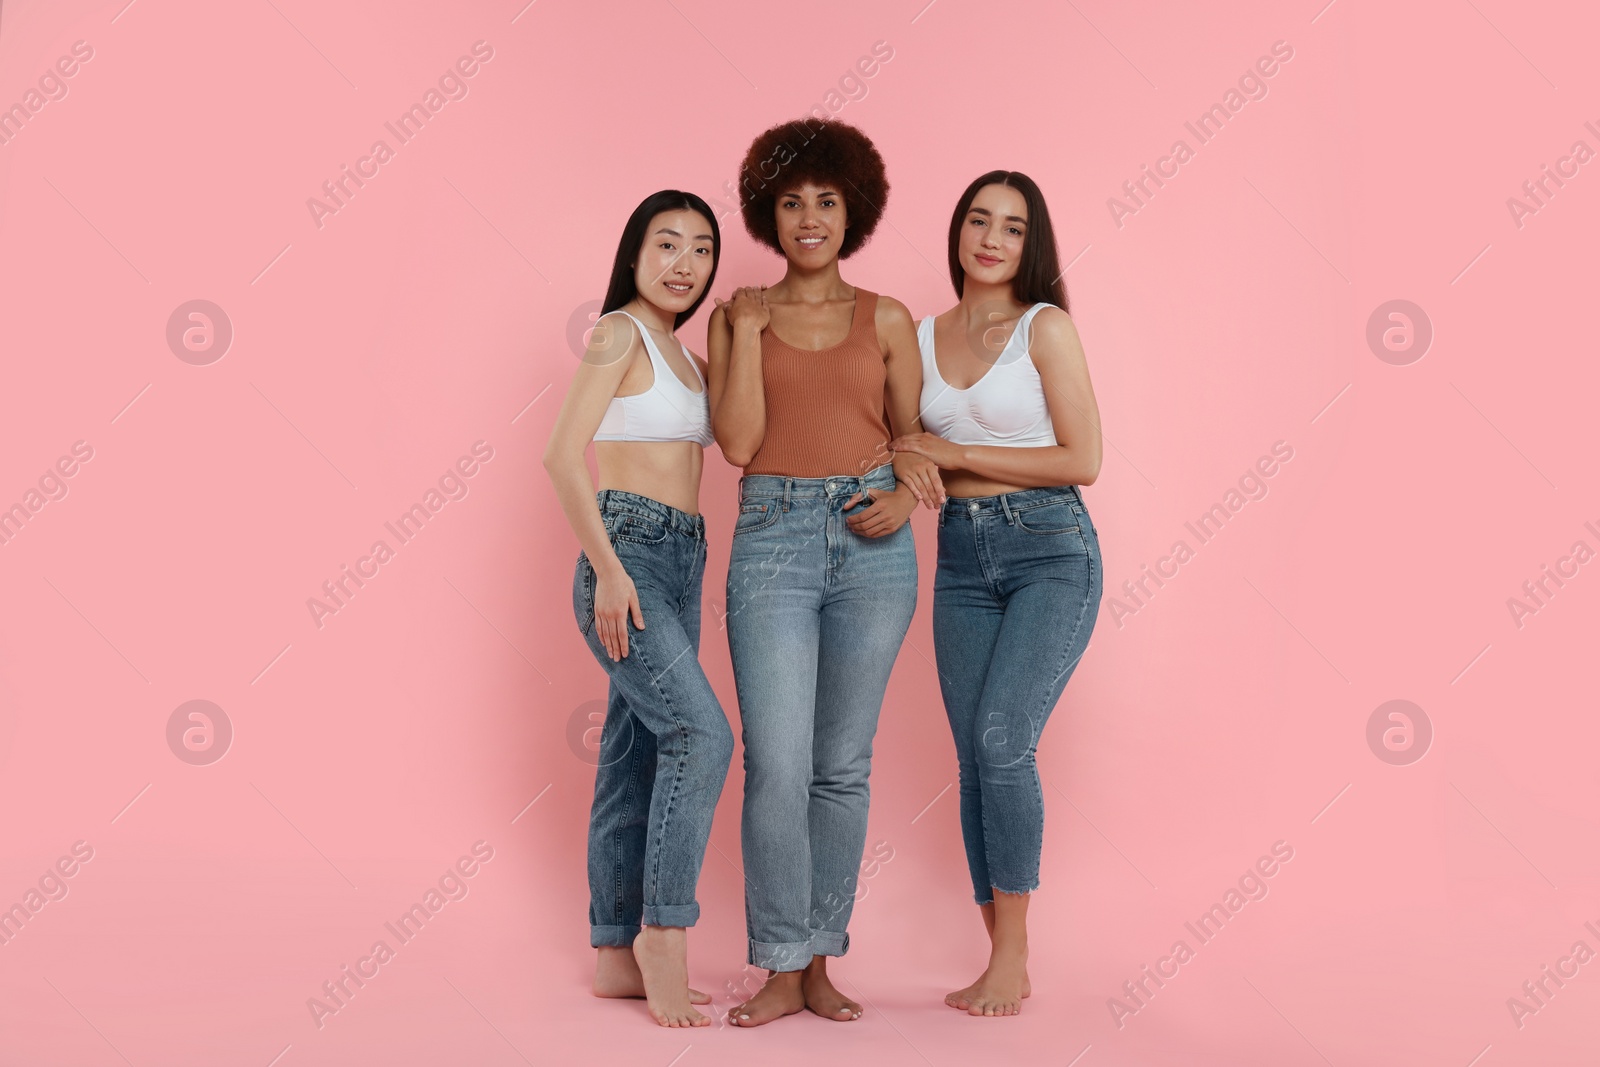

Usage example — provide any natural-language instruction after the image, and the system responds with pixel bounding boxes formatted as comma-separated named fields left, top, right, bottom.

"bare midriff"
left=937, top=468, right=1039, bottom=498
left=595, top=440, right=704, bottom=515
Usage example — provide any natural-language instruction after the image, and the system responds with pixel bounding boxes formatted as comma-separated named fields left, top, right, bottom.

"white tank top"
left=917, top=303, right=1059, bottom=448
left=591, top=311, right=714, bottom=447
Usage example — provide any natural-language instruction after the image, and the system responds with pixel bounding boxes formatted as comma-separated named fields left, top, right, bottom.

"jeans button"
left=968, top=502, right=979, bottom=513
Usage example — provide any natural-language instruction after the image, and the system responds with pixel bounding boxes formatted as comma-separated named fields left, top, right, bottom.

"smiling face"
left=632, top=209, right=716, bottom=316
left=958, top=182, right=1029, bottom=286
left=774, top=182, right=850, bottom=265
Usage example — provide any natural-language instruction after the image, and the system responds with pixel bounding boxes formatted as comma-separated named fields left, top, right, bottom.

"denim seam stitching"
left=624, top=624, right=691, bottom=918
left=613, top=706, right=647, bottom=927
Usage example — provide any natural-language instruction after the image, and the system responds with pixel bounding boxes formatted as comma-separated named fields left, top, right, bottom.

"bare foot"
left=949, top=942, right=1028, bottom=1017
left=593, top=945, right=710, bottom=1004
left=801, top=956, right=862, bottom=1021
left=729, top=970, right=805, bottom=1028
left=630, top=927, right=710, bottom=1027
left=945, top=969, right=1029, bottom=1008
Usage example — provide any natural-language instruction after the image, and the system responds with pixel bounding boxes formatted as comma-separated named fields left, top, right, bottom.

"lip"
left=663, top=281, right=693, bottom=293
left=973, top=254, right=1001, bottom=266
left=795, top=235, right=827, bottom=248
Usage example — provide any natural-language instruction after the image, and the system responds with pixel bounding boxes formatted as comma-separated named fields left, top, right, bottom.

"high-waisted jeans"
left=725, top=461, right=917, bottom=971
left=573, top=489, right=734, bottom=946
left=933, top=484, right=1102, bottom=904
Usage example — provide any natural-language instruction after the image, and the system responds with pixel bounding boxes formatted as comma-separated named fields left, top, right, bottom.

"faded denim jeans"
left=725, top=462, right=917, bottom=971
left=573, top=489, right=734, bottom=945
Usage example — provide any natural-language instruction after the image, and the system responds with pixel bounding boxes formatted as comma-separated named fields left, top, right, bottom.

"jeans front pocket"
left=733, top=500, right=782, bottom=536
left=1012, top=500, right=1081, bottom=535
left=613, top=513, right=669, bottom=545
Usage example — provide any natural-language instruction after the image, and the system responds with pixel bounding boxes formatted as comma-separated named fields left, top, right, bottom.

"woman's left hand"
left=844, top=486, right=918, bottom=538
left=891, top=432, right=963, bottom=471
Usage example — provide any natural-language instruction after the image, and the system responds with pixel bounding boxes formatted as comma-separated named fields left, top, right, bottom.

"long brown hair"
left=946, top=170, right=1067, bottom=311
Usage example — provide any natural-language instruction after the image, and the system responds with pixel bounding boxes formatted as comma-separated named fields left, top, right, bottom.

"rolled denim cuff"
left=809, top=929, right=850, bottom=958
left=590, top=923, right=640, bottom=948
left=642, top=902, right=700, bottom=929
left=748, top=938, right=814, bottom=973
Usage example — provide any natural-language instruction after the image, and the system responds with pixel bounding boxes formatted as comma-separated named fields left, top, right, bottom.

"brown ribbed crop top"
left=743, top=288, right=892, bottom=477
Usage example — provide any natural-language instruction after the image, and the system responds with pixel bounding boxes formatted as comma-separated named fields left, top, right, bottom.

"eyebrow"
left=779, top=190, right=841, bottom=199
left=970, top=207, right=1028, bottom=223
left=654, top=228, right=716, bottom=241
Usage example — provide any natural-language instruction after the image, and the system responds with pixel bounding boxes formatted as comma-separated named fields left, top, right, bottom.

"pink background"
left=2, top=0, right=1597, bottom=1064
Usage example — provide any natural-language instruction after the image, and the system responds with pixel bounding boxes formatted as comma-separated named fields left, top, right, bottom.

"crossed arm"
left=891, top=307, right=1103, bottom=487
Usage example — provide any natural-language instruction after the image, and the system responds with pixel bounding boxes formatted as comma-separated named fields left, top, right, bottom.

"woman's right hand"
left=593, top=564, right=645, bottom=660
left=716, top=286, right=771, bottom=334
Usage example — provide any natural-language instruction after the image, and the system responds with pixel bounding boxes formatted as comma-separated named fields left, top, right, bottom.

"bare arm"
left=878, top=295, right=943, bottom=507
left=890, top=308, right=1103, bottom=486
left=540, top=313, right=645, bottom=657
left=846, top=296, right=943, bottom=537
left=708, top=288, right=770, bottom=468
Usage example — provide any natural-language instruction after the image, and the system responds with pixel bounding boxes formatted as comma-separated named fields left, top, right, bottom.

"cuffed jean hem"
left=591, top=923, right=640, bottom=948
left=748, top=939, right=816, bottom=973
left=641, top=903, right=701, bottom=928
left=809, top=930, right=849, bottom=958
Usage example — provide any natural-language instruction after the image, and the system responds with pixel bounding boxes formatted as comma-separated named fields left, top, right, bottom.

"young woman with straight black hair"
left=891, top=170, right=1104, bottom=1017
left=543, top=189, right=734, bottom=1028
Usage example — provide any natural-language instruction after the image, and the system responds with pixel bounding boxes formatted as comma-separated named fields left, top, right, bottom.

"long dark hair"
left=602, top=190, right=721, bottom=329
left=946, top=170, right=1067, bottom=312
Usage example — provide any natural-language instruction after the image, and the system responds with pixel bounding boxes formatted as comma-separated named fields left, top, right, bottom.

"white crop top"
left=591, top=311, right=714, bottom=447
left=917, top=303, right=1059, bottom=448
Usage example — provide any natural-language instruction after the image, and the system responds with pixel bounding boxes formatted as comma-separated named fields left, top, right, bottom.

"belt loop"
left=783, top=477, right=792, bottom=510
left=1000, top=492, right=1016, bottom=525
left=937, top=505, right=946, bottom=528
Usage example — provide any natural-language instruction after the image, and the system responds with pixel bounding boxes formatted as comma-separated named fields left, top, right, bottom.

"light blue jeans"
left=574, top=490, right=734, bottom=946
left=725, top=462, right=917, bottom=971
left=933, top=484, right=1102, bottom=904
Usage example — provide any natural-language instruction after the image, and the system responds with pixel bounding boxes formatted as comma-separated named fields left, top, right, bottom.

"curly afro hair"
left=737, top=118, right=889, bottom=260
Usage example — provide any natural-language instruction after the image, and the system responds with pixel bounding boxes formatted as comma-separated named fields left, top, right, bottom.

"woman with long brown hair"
left=892, top=170, right=1104, bottom=1017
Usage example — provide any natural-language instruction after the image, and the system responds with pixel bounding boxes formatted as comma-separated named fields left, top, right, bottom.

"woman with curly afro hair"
left=707, top=118, right=945, bottom=1027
